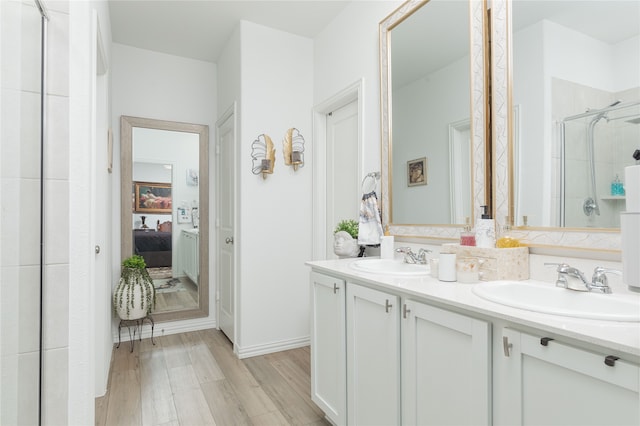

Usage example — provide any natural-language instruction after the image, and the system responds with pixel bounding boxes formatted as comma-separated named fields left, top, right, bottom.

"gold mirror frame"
left=380, top=0, right=490, bottom=240
left=121, top=115, right=210, bottom=322
left=494, top=0, right=621, bottom=253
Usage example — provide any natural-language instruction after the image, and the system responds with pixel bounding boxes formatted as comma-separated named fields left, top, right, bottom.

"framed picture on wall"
left=134, top=181, right=172, bottom=213
left=407, top=157, right=427, bottom=187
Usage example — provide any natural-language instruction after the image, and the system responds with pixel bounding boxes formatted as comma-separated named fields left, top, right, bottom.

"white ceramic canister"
left=438, top=253, right=457, bottom=282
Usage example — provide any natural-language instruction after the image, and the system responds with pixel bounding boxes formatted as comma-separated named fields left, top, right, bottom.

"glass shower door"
left=1, top=1, right=47, bottom=424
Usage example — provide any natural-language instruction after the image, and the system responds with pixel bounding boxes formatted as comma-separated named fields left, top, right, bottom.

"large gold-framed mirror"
left=380, top=0, right=490, bottom=240
left=494, top=0, right=639, bottom=251
left=121, top=116, right=209, bottom=322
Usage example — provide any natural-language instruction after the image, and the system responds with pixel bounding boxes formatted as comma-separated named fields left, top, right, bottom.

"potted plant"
left=333, top=219, right=361, bottom=258
left=113, top=254, right=155, bottom=320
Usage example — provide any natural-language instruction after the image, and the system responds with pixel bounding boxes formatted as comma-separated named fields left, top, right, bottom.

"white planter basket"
left=113, top=269, right=155, bottom=320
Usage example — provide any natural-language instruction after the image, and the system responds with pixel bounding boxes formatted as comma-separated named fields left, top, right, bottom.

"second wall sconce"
left=283, top=128, right=305, bottom=171
left=251, top=134, right=276, bottom=179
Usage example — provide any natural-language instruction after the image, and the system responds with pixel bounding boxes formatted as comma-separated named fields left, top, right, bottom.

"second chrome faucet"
left=545, top=263, right=621, bottom=293
left=396, top=247, right=431, bottom=264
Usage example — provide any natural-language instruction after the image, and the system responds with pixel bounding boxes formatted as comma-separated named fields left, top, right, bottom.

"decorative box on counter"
left=441, top=244, right=530, bottom=281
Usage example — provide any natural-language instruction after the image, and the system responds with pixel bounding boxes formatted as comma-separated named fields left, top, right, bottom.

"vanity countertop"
left=306, top=258, right=640, bottom=358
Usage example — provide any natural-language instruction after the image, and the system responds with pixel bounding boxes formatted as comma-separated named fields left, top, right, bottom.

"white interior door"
left=216, top=105, right=236, bottom=343
left=326, top=100, right=359, bottom=259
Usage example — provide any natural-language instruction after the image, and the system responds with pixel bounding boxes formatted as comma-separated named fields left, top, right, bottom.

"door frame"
left=312, top=79, right=364, bottom=260
left=215, top=102, right=238, bottom=350
left=92, top=10, right=112, bottom=398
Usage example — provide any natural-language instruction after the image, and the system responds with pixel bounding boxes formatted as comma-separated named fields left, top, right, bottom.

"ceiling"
left=108, top=0, right=351, bottom=63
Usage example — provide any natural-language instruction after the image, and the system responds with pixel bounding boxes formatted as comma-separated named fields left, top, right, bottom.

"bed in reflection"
left=134, top=230, right=172, bottom=268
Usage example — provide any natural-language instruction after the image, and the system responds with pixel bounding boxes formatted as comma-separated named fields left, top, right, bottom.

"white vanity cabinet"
left=310, top=272, right=346, bottom=425
left=310, top=271, right=492, bottom=426
left=496, top=328, right=640, bottom=426
left=346, top=283, right=401, bottom=426
left=181, top=229, right=199, bottom=285
left=401, top=300, right=491, bottom=425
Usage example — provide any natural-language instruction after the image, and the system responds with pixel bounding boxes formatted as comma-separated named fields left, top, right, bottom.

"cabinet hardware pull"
left=503, top=336, right=513, bottom=357
left=385, top=299, right=392, bottom=313
left=333, top=283, right=339, bottom=294
left=604, top=355, right=620, bottom=367
left=403, top=304, right=411, bottom=318
left=540, top=337, right=554, bottom=346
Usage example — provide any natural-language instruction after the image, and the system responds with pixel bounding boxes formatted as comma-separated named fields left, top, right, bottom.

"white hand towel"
left=358, top=192, right=384, bottom=245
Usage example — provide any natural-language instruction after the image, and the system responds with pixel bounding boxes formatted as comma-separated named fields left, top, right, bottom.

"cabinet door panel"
left=402, top=300, right=491, bottom=426
left=347, top=283, right=400, bottom=426
left=310, top=272, right=346, bottom=425
left=501, top=328, right=640, bottom=426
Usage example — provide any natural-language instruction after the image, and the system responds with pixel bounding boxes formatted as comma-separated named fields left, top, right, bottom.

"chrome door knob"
left=225, top=237, right=234, bottom=244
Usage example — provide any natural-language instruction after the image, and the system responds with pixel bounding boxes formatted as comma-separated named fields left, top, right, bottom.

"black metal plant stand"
left=116, top=315, right=156, bottom=352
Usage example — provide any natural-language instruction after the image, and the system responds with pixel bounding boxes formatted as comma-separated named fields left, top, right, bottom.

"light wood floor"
left=154, top=278, right=199, bottom=313
left=95, top=329, right=330, bottom=426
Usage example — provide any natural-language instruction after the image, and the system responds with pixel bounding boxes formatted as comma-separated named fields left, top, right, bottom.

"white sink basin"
left=350, top=259, right=430, bottom=276
left=472, top=281, right=640, bottom=322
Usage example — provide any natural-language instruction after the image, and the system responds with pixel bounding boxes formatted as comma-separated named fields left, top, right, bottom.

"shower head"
left=588, top=100, right=623, bottom=124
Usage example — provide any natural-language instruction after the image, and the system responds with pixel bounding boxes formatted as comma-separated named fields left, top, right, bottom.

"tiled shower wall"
left=552, top=78, right=640, bottom=228
left=1, top=0, right=70, bottom=424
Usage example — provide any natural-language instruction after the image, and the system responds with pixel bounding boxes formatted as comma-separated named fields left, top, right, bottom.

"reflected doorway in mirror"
left=407, top=157, right=427, bottom=187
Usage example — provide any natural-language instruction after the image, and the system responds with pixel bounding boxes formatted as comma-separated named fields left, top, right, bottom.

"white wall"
left=217, top=25, right=241, bottom=116
left=314, top=1, right=402, bottom=176
left=111, top=43, right=217, bottom=332
left=392, top=55, right=470, bottom=224
left=513, top=21, right=545, bottom=226
left=236, top=21, right=314, bottom=355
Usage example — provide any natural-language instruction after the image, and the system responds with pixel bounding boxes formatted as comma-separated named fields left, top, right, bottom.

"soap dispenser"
left=475, top=206, right=496, bottom=248
left=460, top=217, right=476, bottom=246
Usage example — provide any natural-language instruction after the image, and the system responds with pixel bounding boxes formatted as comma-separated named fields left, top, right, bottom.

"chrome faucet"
left=546, top=263, right=589, bottom=289
left=396, top=247, right=431, bottom=264
left=545, top=263, right=620, bottom=293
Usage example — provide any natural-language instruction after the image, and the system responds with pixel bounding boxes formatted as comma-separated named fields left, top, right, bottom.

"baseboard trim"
left=112, top=317, right=217, bottom=343
left=236, top=336, right=310, bottom=359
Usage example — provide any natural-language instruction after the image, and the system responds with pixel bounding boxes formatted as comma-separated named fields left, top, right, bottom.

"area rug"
left=154, top=277, right=187, bottom=293
left=147, top=267, right=172, bottom=280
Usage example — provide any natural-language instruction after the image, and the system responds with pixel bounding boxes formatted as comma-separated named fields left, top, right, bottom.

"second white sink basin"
left=472, top=280, right=640, bottom=322
left=350, top=259, right=430, bottom=276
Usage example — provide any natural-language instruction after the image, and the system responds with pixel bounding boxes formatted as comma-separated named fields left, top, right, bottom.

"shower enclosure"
left=561, top=100, right=640, bottom=228
left=1, top=0, right=48, bottom=424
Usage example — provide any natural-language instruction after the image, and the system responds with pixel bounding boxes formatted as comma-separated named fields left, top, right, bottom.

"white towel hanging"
left=358, top=190, right=383, bottom=245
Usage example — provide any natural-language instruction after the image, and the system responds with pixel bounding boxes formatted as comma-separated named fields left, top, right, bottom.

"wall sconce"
left=251, top=134, right=276, bottom=179
left=283, top=128, right=305, bottom=171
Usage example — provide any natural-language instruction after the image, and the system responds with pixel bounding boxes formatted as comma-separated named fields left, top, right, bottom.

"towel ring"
left=361, top=172, right=380, bottom=194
